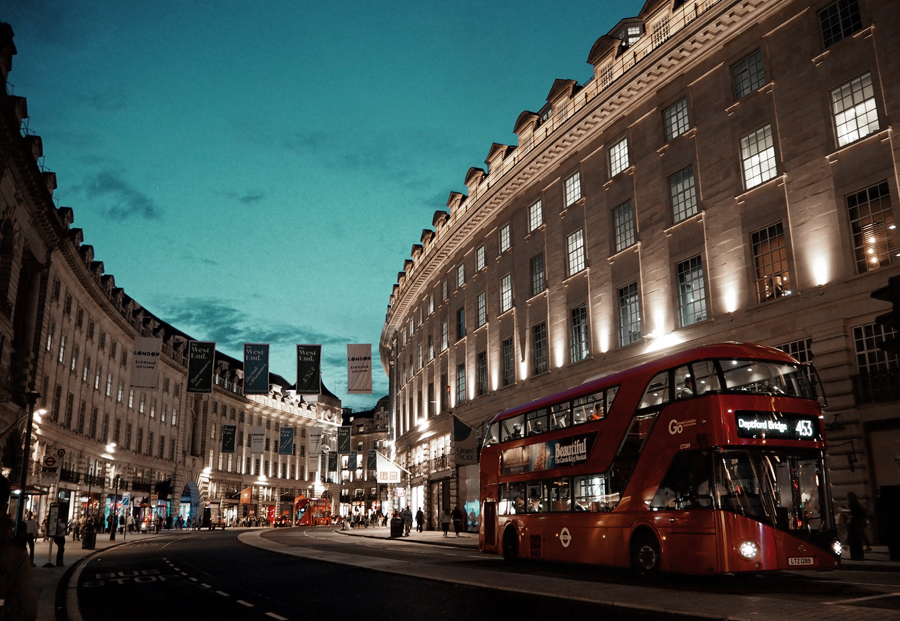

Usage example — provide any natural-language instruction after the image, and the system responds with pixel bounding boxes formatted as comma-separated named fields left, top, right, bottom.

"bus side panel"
left=653, top=510, right=718, bottom=574
left=719, top=512, right=779, bottom=572
left=481, top=498, right=497, bottom=552
left=539, top=514, right=609, bottom=564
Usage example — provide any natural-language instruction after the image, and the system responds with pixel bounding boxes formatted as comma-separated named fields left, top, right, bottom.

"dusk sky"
left=5, top=0, right=643, bottom=409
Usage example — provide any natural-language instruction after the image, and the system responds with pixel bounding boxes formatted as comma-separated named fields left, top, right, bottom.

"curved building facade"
left=381, top=0, right=900, bottom=534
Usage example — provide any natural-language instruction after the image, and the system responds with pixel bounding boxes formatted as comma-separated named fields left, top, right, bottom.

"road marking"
left=201, top=583, right=212, bottom=588
left=265, top=613, right=288, bottom=620
left=172, top=567, right=179, bottom=571
left=180, top=572, right=188, bottom=576
left=825, top=592, right=900, bottom=605
left=237, top=600, right=254, bottom=607
left=189, top=577, right=198, bottom=582
left=216, top=591, right=229, bottom=597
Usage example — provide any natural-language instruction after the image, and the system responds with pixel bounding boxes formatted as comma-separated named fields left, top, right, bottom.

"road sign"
left=42, top=455, right=57, bottom=470
left=57, top=448, right=66, bottom=458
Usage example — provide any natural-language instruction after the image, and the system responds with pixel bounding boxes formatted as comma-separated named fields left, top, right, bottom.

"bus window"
left=572, top=392, right=603, bottom=425
left=720, top=359, right=813, bottom=398
left=609, top=412, right=660, bottom=497
left=502, top=481, right=527, bottom=515
left=574, top=473, right=608, bottom=512
left=526, top=480, right=547, bottom=513
left=674, top=366, right=695, bottom=400
left=549, top=402, right=571, bottom=430
left=606, top=385, right=618, bottom=410
left=484, top=422, right=500, bottom=447
left=638, top=372, right=670, bottom=409
left=549, top=478, right=572, bottom=512
left=690, top=360, right=720, bottom=395
left=526, top=408, right=549, bottom=436
left=650, top=450, right=715, bottom=510
left=501, top=415, right=525, bottom=442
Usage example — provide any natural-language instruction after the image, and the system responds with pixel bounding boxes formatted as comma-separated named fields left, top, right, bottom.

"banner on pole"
left=309, top=427, right=324, bottom=458
left=221, top=425, right=236, bottom=454
left=453, top=415, right=478, bottom=466
left=367, top=449, right=377, bottom=471
left=337, top=426, right=351, bottom=453
left=328, top=452, right=337, bottom=472
left=279, top=427, right=294, bottom=455
left=376, top=452, right=403, bottom=484
left=250, top=426, right=265, bottom=454
left=346, top=344, right=372, bottom=394
left=348, top=451, right=358, bottom=471
left=130, top=336, right=163, bottom=390
left=187, top=341, right=216, bottom=393
left=296, top=345, right=321, bottom=395
left=239, top=487, right=253, bottom=504
left=243, top=343, right=270, bottom=395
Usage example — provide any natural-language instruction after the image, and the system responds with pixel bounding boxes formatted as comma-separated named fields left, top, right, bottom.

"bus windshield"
left=716, top=449, right=833, bottom=535
left=718, top=359, right=813, bottom=399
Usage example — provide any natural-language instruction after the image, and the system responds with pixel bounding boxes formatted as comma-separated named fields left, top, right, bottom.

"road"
left=72, top=527, right=900, bottom=621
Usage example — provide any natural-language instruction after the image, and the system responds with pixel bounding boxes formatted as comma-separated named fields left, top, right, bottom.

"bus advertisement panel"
left=479, top=342, right=840, bottom=576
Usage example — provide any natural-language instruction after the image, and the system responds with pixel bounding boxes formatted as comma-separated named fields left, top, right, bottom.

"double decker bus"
left=479, top=343, right=840, bottom=575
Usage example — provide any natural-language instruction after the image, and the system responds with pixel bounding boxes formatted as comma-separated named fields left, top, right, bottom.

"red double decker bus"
left=479, top=342, right=841, bottom=575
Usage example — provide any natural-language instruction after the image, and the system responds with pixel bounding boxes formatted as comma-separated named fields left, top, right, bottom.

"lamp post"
left=109, top=475, right=120, bottom=541
left=13, top=391, right=41, bottom=539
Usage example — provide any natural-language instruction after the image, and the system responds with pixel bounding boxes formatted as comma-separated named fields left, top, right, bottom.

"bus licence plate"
left=788, top=557, right=815, bottom=566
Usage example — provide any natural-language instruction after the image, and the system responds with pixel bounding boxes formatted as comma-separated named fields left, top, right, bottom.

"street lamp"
left=13, top=392, right=40, bottom=540
left=110, top=475, right=120, bottom=541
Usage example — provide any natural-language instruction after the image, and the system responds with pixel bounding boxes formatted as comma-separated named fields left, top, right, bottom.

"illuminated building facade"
left=380, top=0, right=900, bottom=535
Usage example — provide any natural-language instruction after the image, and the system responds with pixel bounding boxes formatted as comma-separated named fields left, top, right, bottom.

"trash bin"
left=390, top=516, right=404, bottom=538
left=82, top=528, right=96, bottom=550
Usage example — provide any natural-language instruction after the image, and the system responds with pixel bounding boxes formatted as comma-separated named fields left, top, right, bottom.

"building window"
left=456, top=263, right=465, bottom=288
left=733, top=49, right=765, bottom=100
left=105, top=373, right=113, bottom=397
left=677, top=256, right=708, bottom=327
left=618, top=282, right=642, bottom=347
left=600, top=63, right=614, bottom=90
left=428, top=294, right=434, bottom=315
left=442, top=280, right=448, bottom=301
left=476, top=292, right=486, bottom=327
left=117, top=381, right=123, bottom=402
left=427, top=335, right=434, bottom=361
left=500, top=274, right=513, bottom=313
left=530, top=253, right=546, bottom=296
left=564, top=172, right=582, bottom=207
left=820, top=0, right=861, bottom=48
left=663, top=98, right=689, bottom=142
left=651, top=15, right=670, bottom=48
left=848, top=180, right=895, bottom=273
left=101, top=413, right=108, bottom=443
left=502, top=338, right=515, bottom=387
left=441, top=321, right=448, bottom=351
left=499, top=224, right=511, bottom=253
left=83, top=357, right=90, bottom=383
left=609, top=138, right=630, bottom=177
left=87, top=319, right=95, bottom=340
left=456, top=363, right=466, bottom=405
left=614, top=201, right=636, bottom=252
left=58, top=335, right=66, bottom=364
left=528, top=199, right=543, bottom=232
left=570, top=304, right=589, bottom=363
left=76, top=401, right=85, bottom=434
left=476, top=351, right=487, bottom=396
left=456, top=308, right=466, bottom=341
left=114, top=418, right=121, bottom=444
left=752, top=223, right=791, bottom=302
left=63, top=293, right=72, bottom=315
left=740, top=125, right=777, bottom=190
left=75, top=308, right=83, bottom=328
left=566, top=229, right=586, bottom=276
left=533, top=322, right=549, bottom=375
left=853, top=323, right=898, bottom=374
left=832, top=73, right=879, bottom=147
left=64, top=394, right=73, bottom=428
left=670, top=165, right=698, bottom=223
left=139, top=393, right=145, bottom=414
left=476, top=245, right=486, bottom=271
left=89, top=408, right=98, bottom=439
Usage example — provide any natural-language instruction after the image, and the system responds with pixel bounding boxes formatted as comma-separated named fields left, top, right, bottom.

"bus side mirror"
left=805, top=363, right=828, bottom=409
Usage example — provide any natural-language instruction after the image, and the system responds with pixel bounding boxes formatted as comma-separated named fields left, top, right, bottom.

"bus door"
left=649, top=450, right=719, bottom=573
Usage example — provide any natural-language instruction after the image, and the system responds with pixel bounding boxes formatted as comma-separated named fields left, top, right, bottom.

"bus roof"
left=490, top=342, right=798, bottom=424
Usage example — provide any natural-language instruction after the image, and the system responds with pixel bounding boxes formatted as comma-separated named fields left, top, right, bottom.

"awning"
left=11, top=485, right=49, bottom=496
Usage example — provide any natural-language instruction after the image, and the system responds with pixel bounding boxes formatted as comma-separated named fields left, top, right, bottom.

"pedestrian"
left=846, top=492, right=871, bottom=560
left=24, top=511, right=38, bottom=567
left=415, top=507, right=425, bottom=533
left=403, top=507, right=413, bottom=536
left=0, top=474, right=38, bottom=621
left=127, top=513, right=135, bottom=533
left=40, top=516, right=48, bottom=541
left=440, top=507, right=452, bottom=537
left=451, top=505, right=464, bottom=537
left=53, top=517, right=67, bottom=567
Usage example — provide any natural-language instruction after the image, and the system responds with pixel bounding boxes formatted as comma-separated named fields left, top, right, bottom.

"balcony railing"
left=60, top=468, right=81, bottom=484
left=852, top=370, right=900, bottom=404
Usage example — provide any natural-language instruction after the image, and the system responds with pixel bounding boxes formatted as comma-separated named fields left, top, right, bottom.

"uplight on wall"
left=644, top=331, right=684, bottom=354
left=723, top=287, right=738, bottom=314
left=812, top=255, right=830, bottom=286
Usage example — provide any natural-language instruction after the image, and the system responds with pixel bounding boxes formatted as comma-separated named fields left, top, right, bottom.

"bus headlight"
left=739, top=540, right=759, bottom=560
left=832, top=540, right=842, bottom=557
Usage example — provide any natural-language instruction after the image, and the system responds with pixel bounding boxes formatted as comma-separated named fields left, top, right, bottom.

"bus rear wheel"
left=502, top=527, right=519, bottom=562
left=631, top=534, right=661, bottom=577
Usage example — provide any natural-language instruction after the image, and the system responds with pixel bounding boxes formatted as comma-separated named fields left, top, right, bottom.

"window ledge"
left=524, top=224, right=547, bottom=240
left=827, top=128, right=889, bottom=164
left=735, top=173, right=784, bottom=203
left=561, top=197, right=586, bottom=217
left=659, top=127, right=697, bottom=154
left=562, top=268, right=589, bottom=286
left=664, top=211, right=703, bottom=236
left=498, top=306, right=515, bottom=318
left=526, top=289, right=548, bottom=304
left=608, top=241, right=641, bottom=265
left=725, top=81, right=774, bottom=116
left=604, top=166, right=635, bottom=189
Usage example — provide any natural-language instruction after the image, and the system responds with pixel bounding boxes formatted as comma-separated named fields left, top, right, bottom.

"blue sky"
left=4, top=0, right=643, bottom=409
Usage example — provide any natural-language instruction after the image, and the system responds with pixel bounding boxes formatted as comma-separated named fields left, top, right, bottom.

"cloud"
left=214, top=189, right=266, bottom=205
left=78, top=170, right=162, bottom=221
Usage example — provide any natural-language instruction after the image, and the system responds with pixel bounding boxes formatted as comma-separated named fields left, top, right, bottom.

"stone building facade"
left=380, top=0, right=900, bottom=535
left=0, top=23, right=342, bottom=528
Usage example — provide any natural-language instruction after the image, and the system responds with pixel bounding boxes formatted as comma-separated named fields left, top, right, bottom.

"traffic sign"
left=57, top=448, right=66, bottom=458
left=42, top=456, right=57, bottom=469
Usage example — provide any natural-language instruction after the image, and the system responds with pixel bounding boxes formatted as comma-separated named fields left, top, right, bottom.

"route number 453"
left=795, top=420, right=814, bottom=438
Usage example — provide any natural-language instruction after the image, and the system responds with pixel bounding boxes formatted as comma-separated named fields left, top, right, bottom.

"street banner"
left=296, top=345, right=321, bottom=395
left=239, top=487, right=253, bottom=504
left=453, top=415, right=477, bottom=466
left=367, top=449, right=377, bottom=471
left=187, top=341, right=216, bottom=393
left=328, top=452, right=337, bottom=472
left=243, top=343, right=270, bottom=395
left=309, top=427, right=324, bottom=458
left=279, top=427, right=294, bottom=455
left=348, top=451, right=357, bottom=471
left=130, top=336, right=163, bottom=389
left=376, top=452, right=403, bottom=484
left=346, top=344, right=372, bottom=394
left=250, top=426, right=265, bottom=454
left=221, top=425, right=236, bottom=454
left=337, top=426, right=351, bottom=453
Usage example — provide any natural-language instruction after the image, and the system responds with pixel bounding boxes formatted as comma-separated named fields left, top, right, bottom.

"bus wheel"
left=631, top=534, right=661, bottom=577
left=502, top=527, right=519, bottom=562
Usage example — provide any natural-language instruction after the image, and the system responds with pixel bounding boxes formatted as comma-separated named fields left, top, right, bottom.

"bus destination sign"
left=734, top=411, right=821, bottom=441
left=501, top=432, right=598, bottom=476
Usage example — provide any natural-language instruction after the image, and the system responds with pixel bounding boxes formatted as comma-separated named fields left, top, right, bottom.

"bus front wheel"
left=631, top=534, right=661, bottom=577
left=502, top=527, right=519, bottom=562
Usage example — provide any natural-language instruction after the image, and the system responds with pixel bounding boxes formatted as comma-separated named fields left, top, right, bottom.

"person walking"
left=415, top=507, right=425, bottom=533
left=53, top=517, right=67, bottom=567
left=847, top=492, right=870, bottom=560
left=24, top=511, right=38, bottom=567
left=0, top=474, right=38, bottom=621
left=451, top=505, right=464, bottom=537
left=440, top=507, right=452, bottom=537
left=402, top=507, right=413, bottom=536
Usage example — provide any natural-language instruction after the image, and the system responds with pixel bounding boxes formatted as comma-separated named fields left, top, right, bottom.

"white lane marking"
left=201, top=583, right=212, bottom=588
left=825, top=592, right=900, bottom=605
left=216, top=591, right=229, bottom=597
left=265, top=614, right=288, bottom=620
left=189, top=577, right=198, bottom=582
left=180, top=572, right=188, bottom=576
left=237, top=600, right=254, bottom=607
left=172, top=567, right=179, bottom=571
